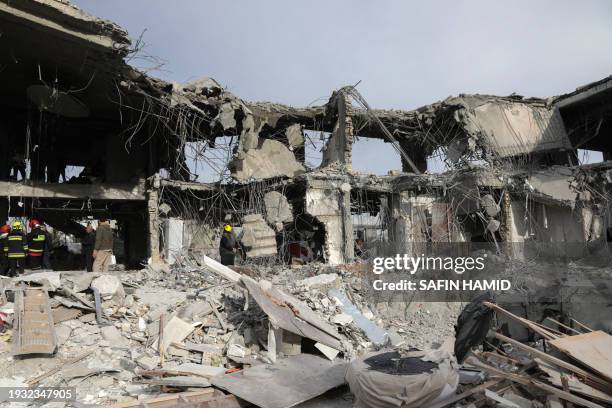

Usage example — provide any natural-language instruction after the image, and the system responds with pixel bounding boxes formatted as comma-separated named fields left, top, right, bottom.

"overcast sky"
left=74, top=0, right=612, bottom=174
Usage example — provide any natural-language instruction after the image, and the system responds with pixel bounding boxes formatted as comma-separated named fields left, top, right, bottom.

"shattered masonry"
left=1, top=0, right=612, bottom=406
left=3, top=1, right=612, bottom=265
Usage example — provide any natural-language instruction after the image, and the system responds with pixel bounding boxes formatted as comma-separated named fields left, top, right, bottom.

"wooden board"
left=536, top=358, right=612, bottom=404
left=211, top=354, right=348, bottom=408
left=549, top=331, right=612, bottom=382
left=110, top=389, right=243, bottom=408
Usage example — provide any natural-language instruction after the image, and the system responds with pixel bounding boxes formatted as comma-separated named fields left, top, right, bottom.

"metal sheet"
left=242, top=277, right=343, bottom=350
left=13, top=288, right=57, bottom=356
left=211, top=354, right=348, bottom=408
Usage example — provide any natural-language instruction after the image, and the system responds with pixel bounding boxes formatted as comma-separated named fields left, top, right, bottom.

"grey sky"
left=74, top=0, right=612, bottom=174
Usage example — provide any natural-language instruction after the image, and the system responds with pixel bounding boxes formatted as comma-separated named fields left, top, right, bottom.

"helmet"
left=0, top=225, right=9, bottom=234
left=30, top=218, right=40, bottom=228
left=224, top=224, right=232, bottom=232
left=11, top=220, right=22, bottom=230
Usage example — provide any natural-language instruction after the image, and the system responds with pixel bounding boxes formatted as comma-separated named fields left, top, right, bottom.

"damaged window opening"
left=351, top=137, right=402, bottom=175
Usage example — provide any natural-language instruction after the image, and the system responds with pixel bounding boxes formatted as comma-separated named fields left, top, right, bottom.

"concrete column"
left=340, top=182, right=354, bottom=263
left=321, top=92, right=354, bottom=170
left=147, top=175, right=161, bottom=263
left=305, top=178, right=353, bottom=264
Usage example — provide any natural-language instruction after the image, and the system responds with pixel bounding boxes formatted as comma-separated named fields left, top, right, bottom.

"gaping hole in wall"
left=351, top=191, right=389, bottom=259
left=183, top=138, right=237, bottom=183
left=577, top=149, right=604, bottom=165
left=303, top=130, right=327, bottom=169
left=352, top=138, right=402, bottom=175
left=427, top=148, right=451, bottom=174
left=283, top=213, right=326, bottom=264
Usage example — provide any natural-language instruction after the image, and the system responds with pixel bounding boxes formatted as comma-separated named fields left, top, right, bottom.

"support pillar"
left=321, top=91, right=354, bottom=170
left=147, top=175, right=161, bottom=264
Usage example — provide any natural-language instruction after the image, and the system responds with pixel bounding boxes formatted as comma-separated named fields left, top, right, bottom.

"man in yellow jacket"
left=4, top=220, right=28, bottom=276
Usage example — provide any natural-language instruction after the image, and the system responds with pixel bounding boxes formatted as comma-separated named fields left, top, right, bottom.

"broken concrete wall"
left=182, top=220, right=220, bottom=259
left=390, top=192, right=437, bottom=255
left=305, top=179, right=353, bottom=265
left=161, top=218, right=184, bottom=264
left=230, top=139, right=305, bottom=181
left=264, top=191, right=293, bottom=232
left=241, top=214, right=277, bottom=257
left=455, top=97, right=572, bottom=158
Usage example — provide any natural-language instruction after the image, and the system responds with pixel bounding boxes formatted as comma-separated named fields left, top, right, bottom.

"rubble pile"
left=449, top=301, right=612, bottom=408
left=0, top=258, right=610, bottom=407
left=0, top=259, right=462, bottom=406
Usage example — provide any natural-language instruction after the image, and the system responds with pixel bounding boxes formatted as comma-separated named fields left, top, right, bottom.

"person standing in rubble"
left=219, top=224, right=239, bottom=266
left=4, top=220, right=28, bottom=276
left=40, top=223, right=53, bottom=270
left=81, top=223, right=96, bottom=272
left=27, top=219, right=46, bottom=270
left=93, top=218, right=113, bottom=272
left=0, top=224, right=9, bottom=275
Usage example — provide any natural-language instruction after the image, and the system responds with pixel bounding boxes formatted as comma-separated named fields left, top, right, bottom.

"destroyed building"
left=1, top=1, right=612, bottom=407
left=2, top=1, right=612, bottom=270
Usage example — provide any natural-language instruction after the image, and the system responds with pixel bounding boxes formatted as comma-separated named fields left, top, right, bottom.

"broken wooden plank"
left=467, top=357, right=605, bottom=408
left=208, top=300, right=228, bottom=331
left=535, top=358, right=612, bottom=403
left=483, top=302, right=558, bottom=340
left=136, top=364, right=225, bottom=379
left=13, top=288, right=57, bottom=356
left=544, top=317, right=583, bottom=335
left=211, top=354, right=347, bottom=408
left=571, top=318, right=594, bottom=333
left=137, top=376, right=211, bottom=388
left=490, top=331, right=612, bottom=392
left=549, top=331, right=612, bottom=383
left=110, top=389, right=241, bottom=408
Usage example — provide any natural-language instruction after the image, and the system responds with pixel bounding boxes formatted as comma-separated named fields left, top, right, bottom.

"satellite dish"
left=26, top=85, right=90, bottom=118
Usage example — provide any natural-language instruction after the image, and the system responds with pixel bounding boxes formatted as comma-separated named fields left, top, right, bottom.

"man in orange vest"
left=27, top=219, right=46, bottom=270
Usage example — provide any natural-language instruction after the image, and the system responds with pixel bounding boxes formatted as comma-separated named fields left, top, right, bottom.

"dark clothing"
left=42, top=230, right=52, bottom=270
left=4, top=231, right=28, bottom=259
left=220, top=252, right=235, bottom=266
left=42, top=253, right=51, bottom=269
left=8, top=259, right=24, bottom=277
left=0, top=234, right=7, bottom=276
left=82, top=231, right=96, bottom=272
left=219, top=231, right=237, bottom=266
left=29, top=256, right=42, bottom=270
left=27, top=226, right=46, bottom=258
left=94, top=224, right=113, bottom=251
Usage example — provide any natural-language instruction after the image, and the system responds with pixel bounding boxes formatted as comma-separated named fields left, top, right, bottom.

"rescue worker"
left=40, top=224, right=53, bottom=270
left=0, top=224, right=9, bottom=276
left=81, top=223, right=96, bottom=272
left=219, top=224, right=239, bottom=266
left=27, top=219, right=46, bottom=270
left=4, top=220, right=28, bottom=276
left=93, top=218, right=113, bottom=272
